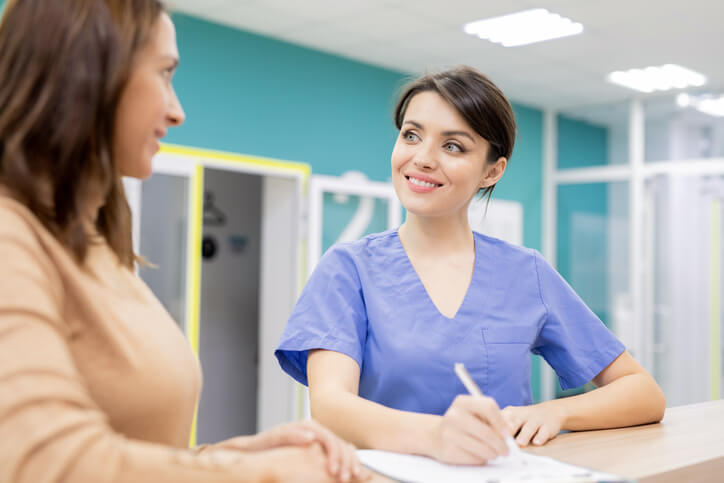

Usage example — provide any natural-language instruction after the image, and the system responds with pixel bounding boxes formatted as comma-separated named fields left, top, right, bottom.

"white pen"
left=454, top=362, right=524, bottom=462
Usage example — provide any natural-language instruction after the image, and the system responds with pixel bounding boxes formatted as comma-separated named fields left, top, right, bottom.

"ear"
left=479, top=157, right=507, bottom=189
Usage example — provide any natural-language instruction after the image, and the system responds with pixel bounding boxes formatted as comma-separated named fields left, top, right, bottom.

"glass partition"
left=555, top=181, right=629, bottom=397
left=644, top=91, right=724, bottom=162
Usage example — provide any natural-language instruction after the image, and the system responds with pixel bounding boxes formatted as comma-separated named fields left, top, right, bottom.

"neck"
left=398, top=210, right=474, bottom=255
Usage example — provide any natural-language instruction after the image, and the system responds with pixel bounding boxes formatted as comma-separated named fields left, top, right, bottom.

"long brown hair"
left=394, top=66, right=517, bottom=200
left=0, top=0, right=165, bottom=268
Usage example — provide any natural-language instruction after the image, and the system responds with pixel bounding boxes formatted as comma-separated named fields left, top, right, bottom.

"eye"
left=162, top=65, right=176, bottom=80
left=444, top=142, right=464, bottom=153
left=402, top=130, right=420, bottom=142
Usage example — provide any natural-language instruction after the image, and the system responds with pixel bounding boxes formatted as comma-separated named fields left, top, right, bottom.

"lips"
left=405, top=173, right=443, bottom=187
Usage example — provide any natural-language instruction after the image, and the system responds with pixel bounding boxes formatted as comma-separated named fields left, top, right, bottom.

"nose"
left=167, top=87, right=185, bottom=127
left=412, top=142, right=437, bottom=170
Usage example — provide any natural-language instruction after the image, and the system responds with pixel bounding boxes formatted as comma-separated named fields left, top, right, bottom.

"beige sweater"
left=0, top=193, right=257, bottom=482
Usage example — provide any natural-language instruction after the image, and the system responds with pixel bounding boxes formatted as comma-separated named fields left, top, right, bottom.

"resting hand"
left=501, top=403, right=565, bottom=447
left=428, top=395, right=511, bottom=465
left=249, top=442, right=376, bottom=483
left=206, top=420, right=369, bottom=482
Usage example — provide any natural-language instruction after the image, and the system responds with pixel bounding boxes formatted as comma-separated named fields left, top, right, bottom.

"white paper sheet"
left=358, top=449, right=624, bottom=482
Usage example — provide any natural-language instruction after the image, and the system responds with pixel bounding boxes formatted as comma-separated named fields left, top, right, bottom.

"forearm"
left=311, top=389, right=440, bottom=456
left=549, top=373, right=666, bottom=431
left=0, top=399, right=273, bottom=483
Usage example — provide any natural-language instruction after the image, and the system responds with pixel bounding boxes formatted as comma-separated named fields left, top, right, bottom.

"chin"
left=137, top=164, right=154, bottom=180
left=121, top=161, right=153, bottom=180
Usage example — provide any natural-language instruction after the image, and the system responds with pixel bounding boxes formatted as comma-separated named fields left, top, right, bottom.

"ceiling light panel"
left=608, top=64, right=707, bottom=93
left=677, top=93, right=724, bottom=117
left=463, top=9, right=583, bottom=47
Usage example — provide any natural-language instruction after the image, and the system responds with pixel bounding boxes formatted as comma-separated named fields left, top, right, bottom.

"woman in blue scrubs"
left=276, top=66, right=666, bottom=465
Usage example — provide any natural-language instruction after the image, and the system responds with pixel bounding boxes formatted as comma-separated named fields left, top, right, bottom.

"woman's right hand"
left=206, top=419, right=369, bottom=482
left=427, top=395, right=512, bottom=465
left=250, top=442, right=376, bottom=483
left=207, top=419, right=366, bottom=481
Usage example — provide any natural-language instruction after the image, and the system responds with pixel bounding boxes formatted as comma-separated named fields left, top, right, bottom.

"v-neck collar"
left=394, top=229, right=479, bottom=321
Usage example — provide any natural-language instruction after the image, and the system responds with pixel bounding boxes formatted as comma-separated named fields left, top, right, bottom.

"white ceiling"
left=166, top=0, right=724, bottom=111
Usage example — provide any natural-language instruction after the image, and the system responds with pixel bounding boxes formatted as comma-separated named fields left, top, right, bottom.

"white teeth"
left=408, top=176, right=438, bottom=188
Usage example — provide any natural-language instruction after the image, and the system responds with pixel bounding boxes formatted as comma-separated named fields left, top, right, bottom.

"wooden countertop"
left=526, top=399, right=724, bottom=482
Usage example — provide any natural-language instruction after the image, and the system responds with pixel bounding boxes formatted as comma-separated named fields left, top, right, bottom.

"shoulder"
left=0, top=193, right=52, bottom=246
left=473, top=230, right=538, bottom=265
left=324, top=229, right=400, bottom=262
left=0, top=193, right=66, bottom=314
left=312, top=230, right=400, bottom=285
left=0, top=193, right=69, bottom=283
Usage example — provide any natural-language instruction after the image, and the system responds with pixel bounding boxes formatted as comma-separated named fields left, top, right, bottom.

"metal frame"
left=307, top=174, right=403, bottom=277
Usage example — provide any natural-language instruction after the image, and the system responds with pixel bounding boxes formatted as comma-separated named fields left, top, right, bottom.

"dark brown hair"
left=394, top=66, right=517, bottom=199
left=0, top=0, right=165, bottom=268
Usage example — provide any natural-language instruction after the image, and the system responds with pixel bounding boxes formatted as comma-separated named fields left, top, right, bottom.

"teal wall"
left=556, top=115, right=609, bottom=396
left=557, top=115, right=608, bottom=169
left=169, top=13, right=404, bottom=182
left=498, top=105, right=544, bottom=251
left=555, top=115, right=610, bottom=324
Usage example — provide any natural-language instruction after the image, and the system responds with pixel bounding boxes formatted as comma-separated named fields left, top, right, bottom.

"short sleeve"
left=275, top=245, right=367, bottom=386
left=531, top=250, right=625, bottom=390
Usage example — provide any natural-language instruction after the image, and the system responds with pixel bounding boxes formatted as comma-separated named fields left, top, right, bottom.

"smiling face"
left=113, top=12, right=185, bottom=179
left=391, top=90, right=506, bottom=220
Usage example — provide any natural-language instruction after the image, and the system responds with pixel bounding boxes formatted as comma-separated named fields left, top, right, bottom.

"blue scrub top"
left=275, top=229, right=625, bottom=414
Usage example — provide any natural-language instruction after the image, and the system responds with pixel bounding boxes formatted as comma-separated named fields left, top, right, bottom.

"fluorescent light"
left=697, top=97, right=724, bottom=117
left=677, top=92, right=724, bottom=117
left=607, top=64, right=706, bottom=93
left=676, top=93, right=691, bottom=107
left=463, top=8, right=583, bottom=47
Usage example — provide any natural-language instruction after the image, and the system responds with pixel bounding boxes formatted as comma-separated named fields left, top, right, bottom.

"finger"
left=251, top=426, right=316, bottom=451
left=434, top=429, right=494, bottom=466
left=212, top=436, right=252, bottom=452
left=355, top=464, right=372, bottom=482
left=475, top=397, right=512, bottom=440
left=457, top=397, right=509, bottom=455
left=501, top=408, right=524, bottom=438
left=276, top=427, right=317, bottom=447
left=337, top=442, right=357, bottom=483
left=297, top=421, right=343, bottom=476
left=452, top=408, right=508, bottom=457
left=348, top=443, right=367, bottom=481
left=452, top=430, right=498, bottom=464
left=515, top=419, right=540, bottom=447
left=314, top=428, right=343, bottom=477
left=531, top=425, right=550, bottom=446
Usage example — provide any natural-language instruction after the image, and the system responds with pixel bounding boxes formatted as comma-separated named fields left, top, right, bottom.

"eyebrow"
left=403, top=120, right=476, bottom=143
left=160, top=55, right=179, bottom=67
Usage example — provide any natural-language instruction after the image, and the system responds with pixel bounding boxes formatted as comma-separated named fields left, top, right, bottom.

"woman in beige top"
left=0, top=1, right=373, bottom=482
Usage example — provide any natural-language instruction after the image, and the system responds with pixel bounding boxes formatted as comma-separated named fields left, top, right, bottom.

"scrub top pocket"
left=482, top=325, right=539, bottom=408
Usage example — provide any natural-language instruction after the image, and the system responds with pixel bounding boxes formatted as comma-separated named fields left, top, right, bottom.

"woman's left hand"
left=208, top=421, right=321, bottom=452
left=501, top=403, right=566, bottom=447
left=200, top=419, right=368, bottom=482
